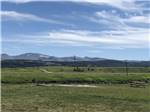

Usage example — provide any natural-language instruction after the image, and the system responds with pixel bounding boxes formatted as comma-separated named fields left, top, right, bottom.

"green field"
left=2, top=66, right=150, bottom=84
left=2, top=66, right=150, bottom=112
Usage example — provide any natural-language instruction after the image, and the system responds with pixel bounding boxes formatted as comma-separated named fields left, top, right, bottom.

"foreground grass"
left=2, top=84, right=150, bottom=112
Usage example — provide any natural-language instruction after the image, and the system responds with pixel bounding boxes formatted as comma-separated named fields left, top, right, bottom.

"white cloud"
left=127, top=16, right=150, bottom=24
left=91, top=11, right=129, bottom=31
left=0, top=11, right=64, bottom=24
left=3, top=29, right=149, bottom=49
left=2, top=0, right=149, bottom=49
left=47, top=30, right=136, bottom=44
left=90, top=10, right=150, bottom=31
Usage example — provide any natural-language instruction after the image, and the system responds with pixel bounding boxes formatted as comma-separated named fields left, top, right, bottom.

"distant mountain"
left=1, top=53, right=49, bottom=61
left=14, top=53, right=50, bottom=60
left=1, top=53, right=107, bottom=61
left=1, top=53, right=150, bottom=68
left=1, top=54, right=14, bottom=60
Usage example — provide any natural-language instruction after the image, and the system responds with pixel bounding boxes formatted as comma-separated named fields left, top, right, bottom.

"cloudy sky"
left=1, top=0, right=150, bottom=60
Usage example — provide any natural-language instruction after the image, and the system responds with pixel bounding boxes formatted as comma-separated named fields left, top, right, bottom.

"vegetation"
left=2, top=59, right=150, bottom=67
left=2, top=84, right=150, bottom=112
left=2, top=66, right=150, bottom=112
left=2, top=67, right=150, bottom=84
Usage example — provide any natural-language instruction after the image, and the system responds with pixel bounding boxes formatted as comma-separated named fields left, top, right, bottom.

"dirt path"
left=37, top=84, right=98, bottom=88
left=40, top=69, right=53, bottom=73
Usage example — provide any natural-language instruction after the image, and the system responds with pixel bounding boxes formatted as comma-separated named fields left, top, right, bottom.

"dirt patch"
left=40, top=69, right=53, bottom=73
left=37, top=84, right=98, bottom=88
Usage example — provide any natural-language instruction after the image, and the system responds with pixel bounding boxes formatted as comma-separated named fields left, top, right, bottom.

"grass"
left=2, top=84, right=150, bottom=112
left=2, top=67, right=150, bottom=84
left=2, top=66, right=150, bottom=112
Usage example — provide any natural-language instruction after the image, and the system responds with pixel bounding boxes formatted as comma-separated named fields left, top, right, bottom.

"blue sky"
left=1, top=0, right=150, bottom=60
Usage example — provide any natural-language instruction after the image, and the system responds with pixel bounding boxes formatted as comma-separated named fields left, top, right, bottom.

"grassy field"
left=2, top=66, right=150, bottom=112
left=2, top=84, right=150, bottom=112
left=2, top=66, right=150, bottom=84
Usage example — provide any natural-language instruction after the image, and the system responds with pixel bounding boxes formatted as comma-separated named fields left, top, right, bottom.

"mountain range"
left=1, top=53, right=106, bottom=61
left=1, top=53, right=150, bottom=67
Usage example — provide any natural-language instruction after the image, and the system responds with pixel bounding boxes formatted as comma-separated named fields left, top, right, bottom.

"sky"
left=1, top=0, right=150, bottom=60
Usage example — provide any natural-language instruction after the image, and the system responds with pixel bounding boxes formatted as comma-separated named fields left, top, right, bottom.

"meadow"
left=2, top=66, right=150, bottom=112
left=2, top=66, right=150, bottom=84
